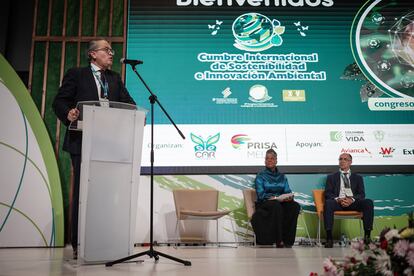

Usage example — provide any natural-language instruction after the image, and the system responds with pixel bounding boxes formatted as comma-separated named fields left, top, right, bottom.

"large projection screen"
left=126, top=0, right=414, bottom=174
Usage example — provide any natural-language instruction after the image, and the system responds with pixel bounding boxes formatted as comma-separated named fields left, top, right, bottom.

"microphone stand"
left=105, top=65, right=190, bottom=267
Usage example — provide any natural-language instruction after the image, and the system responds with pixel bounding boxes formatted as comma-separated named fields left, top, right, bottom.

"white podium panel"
left=83, top=162, right=132, bottom=261
left=79, top=103, right=145, bottom=263
left=89, top=107, right=135, bottom=163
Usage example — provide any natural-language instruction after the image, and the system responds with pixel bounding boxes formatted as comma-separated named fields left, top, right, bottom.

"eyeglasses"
left=338, top=158, right=351, bottom=161
left=94, top=47, right=115, bottom=55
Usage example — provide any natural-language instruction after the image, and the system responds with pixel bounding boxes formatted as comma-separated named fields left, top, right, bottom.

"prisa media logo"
left=231, top=134, right=250, bottom=149
left=191, top=133, right=220, bottom=159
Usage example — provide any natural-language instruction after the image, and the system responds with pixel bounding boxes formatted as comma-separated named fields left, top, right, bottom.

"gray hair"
left=87, top=38, right=107, bottom=62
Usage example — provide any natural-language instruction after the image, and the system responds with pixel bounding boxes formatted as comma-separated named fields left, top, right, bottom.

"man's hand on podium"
left=67, top=108, right=80, bottom=122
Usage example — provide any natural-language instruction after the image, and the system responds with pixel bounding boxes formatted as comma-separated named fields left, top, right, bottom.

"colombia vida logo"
left=379, top=147, right=395, bottom=158
left=191, top=133, right=220, bottom=159
left=330, top=131, right=365, bottom=142
left=231, top=134, right=250, bottom=149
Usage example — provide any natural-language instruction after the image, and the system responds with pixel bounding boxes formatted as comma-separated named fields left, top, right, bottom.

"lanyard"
left=341, top=173, right=350, bottom=188
left=91, top=68, right=109, bottom=99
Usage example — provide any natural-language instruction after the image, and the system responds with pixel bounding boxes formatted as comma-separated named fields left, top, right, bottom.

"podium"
left=75, top=101, right=146, bottom=263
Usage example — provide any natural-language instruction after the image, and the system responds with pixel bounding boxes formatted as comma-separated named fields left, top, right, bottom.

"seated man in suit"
left=324, top=153, right=374, bottom=248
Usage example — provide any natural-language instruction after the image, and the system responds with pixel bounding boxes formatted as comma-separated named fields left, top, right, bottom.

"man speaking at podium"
left=53, top=38, right=136, bottom=259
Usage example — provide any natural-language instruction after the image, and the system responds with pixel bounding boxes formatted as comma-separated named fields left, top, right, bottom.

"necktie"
left=99, top=70, right=108, bottom=98
left=343, top=173, right=350, bottom=188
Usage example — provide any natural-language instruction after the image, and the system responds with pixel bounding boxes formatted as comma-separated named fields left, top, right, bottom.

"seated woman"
left=251, top=149, right=300, bottom=247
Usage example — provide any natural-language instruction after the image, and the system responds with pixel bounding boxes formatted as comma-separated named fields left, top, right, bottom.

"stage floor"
left=0, top=245, right=352, bottom=276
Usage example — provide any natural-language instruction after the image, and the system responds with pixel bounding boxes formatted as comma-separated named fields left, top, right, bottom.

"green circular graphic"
left=232, top=13, right=284, bottom=52
left=351, top=0, right=414, bottom=98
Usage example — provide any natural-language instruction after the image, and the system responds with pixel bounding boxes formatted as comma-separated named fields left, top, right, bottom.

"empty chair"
left=173, top=189, right=232, bottom=245
left=242, top=189, right=257, bottom=245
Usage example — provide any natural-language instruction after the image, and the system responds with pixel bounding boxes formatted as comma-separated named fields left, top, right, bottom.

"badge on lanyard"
left=92, top=67, right=109, bottom=100
left=100, top=98, right=110, bottom=108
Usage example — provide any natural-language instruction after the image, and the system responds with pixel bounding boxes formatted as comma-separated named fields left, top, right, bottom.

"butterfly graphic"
left=191, top=133, right=220, bottom=152
left=294, top=21, right=309, bottom=37
left=208, top=20, right=223, bottom=35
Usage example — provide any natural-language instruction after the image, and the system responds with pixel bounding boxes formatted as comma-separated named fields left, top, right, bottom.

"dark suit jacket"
left=53, top=66, right=136, bottom=155
left=325, top=171, right=366, bottom=202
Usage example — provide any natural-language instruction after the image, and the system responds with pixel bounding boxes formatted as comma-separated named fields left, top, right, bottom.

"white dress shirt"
left=337, top=169, right=354, bottom=200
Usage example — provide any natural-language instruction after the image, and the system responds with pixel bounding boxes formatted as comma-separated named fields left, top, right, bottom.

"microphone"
left=120, top=58, right=143, bottom=66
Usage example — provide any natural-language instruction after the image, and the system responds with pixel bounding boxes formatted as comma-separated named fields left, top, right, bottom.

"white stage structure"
left=77, top=102, right=146, bottom=263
